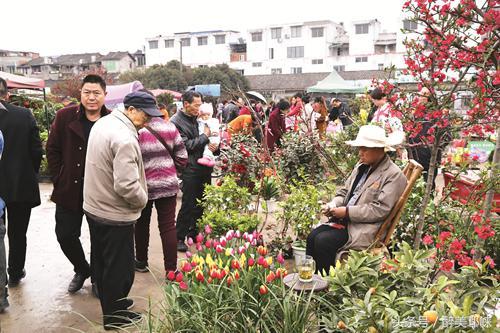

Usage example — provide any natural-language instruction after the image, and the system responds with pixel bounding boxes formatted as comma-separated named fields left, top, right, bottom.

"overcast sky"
left=2, top=0, right=404, bottom=56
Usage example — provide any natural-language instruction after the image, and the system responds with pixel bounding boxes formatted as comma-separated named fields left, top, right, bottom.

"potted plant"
left=276, top=182, right=323, bottom=266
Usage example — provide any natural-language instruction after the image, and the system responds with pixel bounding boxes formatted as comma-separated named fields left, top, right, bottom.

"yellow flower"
left=239, top=253, right=247, bottom=268
left=225, top=248, right=232, bottom=256
left=205, top=254, right=214, bottom=267
left=266, top=257, right=273, bottom=266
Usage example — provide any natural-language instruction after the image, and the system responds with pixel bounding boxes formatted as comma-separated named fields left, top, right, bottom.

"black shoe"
left=8, top=269, right=26, bottom=287
left=124, top=298, right=134, bottom=310
left=134, top=259, right=149, bottom=273
left=68, top=273, right=88, bottom=293
left=103, top=311, right=142, bottom=330
left=177, top=240, right=188, bottom=252
left=0, top=288, right=9, bottom=313
left=91, top=283, right=99, bottom=298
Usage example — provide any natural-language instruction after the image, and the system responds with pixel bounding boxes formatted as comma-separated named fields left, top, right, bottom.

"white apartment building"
left=145, top=30, right=243, bottom=68
left=145, top=18, right=415, bottom=75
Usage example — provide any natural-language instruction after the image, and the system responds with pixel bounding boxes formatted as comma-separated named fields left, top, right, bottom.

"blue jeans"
left=0, top=217, right=7, bottom=303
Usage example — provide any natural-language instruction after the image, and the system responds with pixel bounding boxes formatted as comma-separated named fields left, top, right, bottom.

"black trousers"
left=306, top=224, right=349, bottom=275
left=176, top=171, right=211, bottom=241
left=55, top=205, right=91, bottom=278
left=87, top=217, right=135, bottom=324
left=4, top=203, right=32, bottom=278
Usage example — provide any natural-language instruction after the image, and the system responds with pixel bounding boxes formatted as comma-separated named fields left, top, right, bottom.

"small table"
left=283, top=273, right=328, bottom=292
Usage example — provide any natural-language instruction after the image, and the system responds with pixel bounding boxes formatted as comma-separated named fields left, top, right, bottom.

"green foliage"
left=254, top=176, right=281, bottom=201
left=319, top=243, right=499, bottom=332
left=119, top=61, right=248, bottom=93
left=276, top=131, right=327, bottom=184
left=198, top=176, right=260, bottom=236
left=155, top=92, right=174, bottom=106
left=276, top=182, right=324, bottom=241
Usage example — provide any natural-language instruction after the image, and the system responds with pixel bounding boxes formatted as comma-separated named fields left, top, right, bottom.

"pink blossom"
left=205, top=239, right=213, bottom=249
left=179, top=281, right=188, bottom=291
left=484, top=256, right=495, bottom=269
left=440, top=260, right=454, bottom=272
left=196, top=243, right=202, bottom=251
left=187, top=237, right=194, bottom=246
left=204, top=225, right=212, bottom=235
left=185, top=251, right=192, bottom=258
left=422, top=235, right=434, bottom=246
left=215, top=245, right=224, bottom=253
left=277, top=252, right=285, bottom=265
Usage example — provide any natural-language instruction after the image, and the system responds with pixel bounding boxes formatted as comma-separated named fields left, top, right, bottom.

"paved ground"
left=0, top=183, right=171, bottom=333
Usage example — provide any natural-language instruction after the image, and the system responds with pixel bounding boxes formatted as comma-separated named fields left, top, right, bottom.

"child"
left=197, top=103, right=220, bottom=167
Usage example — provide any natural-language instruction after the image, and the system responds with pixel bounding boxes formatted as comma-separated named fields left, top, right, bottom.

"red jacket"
left=266, top=108, right=285, bottom=151
left=46, top=104, right=110, bottom=212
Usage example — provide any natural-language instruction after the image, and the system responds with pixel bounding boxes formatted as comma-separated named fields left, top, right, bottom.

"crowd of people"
left=0, top=73, right=441, bottom=329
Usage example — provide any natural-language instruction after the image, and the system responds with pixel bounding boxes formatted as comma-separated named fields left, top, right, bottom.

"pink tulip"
left=235, top=230, right=241, bottom=238
left=220, top=237, right=227, bottom=247
left=196, top=233, right=204, bottom=244
left=243, top=232, right=249, bottom=240
left=216, top=245, right=224, bottom=253
left=181, top=262, right=192, bottom=273
left=196, top=243, right=202, bottom=251
left=238, top=246, right=246, bottom=254
left=205, top=239, right=213, bottom=248
left=204, top=225, right=212, bottom=235
left=277, top=252, right=285, bottom=265
left=175, top=272, right=184, bottom=282
left=251, top=239, right=257, bottom=246
left=186, top=251, right=192, bottom=258
left=187, top=237, right=194, bottom=246
left=248, top=258, right=255, bottom=266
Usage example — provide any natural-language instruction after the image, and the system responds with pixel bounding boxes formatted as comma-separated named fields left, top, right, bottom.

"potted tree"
left=276, top=182, right=323, bottom=266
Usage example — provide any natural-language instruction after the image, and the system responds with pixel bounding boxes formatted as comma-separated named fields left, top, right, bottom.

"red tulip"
left=210, top=269, right=218, bottom=279
left=266, top=271, right=276, bottom=283
left=277, top=252, right=285, bottom=265
left=259, top=285, right=268, bottom=295
left=234, top=270, right=240, bottom=280
left=175, top=272, right=184, bottom=282
left=231, top=259, right=240, bottom=270
left=179, top=281, right=188, bottom=291
left=205, top=239, right=213, bottom=248
left=226, top=276, right=233, bottom=286
left=248, top=258, right=255, bottom=267
left=216, top=245, right=224, bottom=253
left=195, top=271, right=205, bottom=282
left=166, top=270, right=176, bottom=281
left=257, top=246, right=268, bottom=256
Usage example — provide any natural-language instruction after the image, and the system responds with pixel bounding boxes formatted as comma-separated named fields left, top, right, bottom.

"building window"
left=355, top=24, right=369, bottom=34
left=333, top=65, right=345, bottom=72
left=181, top=38, right=191, bottom=47
left=291, top=67, right=302, bottom=74
left=403, top=19, right=418, bottom=31
left=355, top=56, right=368, bottom=63
left=269, top=48, right=274, bottom=59
left=252, top=62, right=262, bottom=67
left=251, top=32, right=263, bottom=42
left=198, top=37, right=208, bottom=46
left=271, top=27, right=282, bottom=39
left=148, top=40, right=158, bottom=49
left=165, top=39, right=174, bottom=48
left=312, top=59, right=324, bottom=65
left=378, top=63, right=384, bottom=70
left=271, top=68, right=282, bottom=74
left=291, top=26, right=302, bottom=38
left=215, top=35, right=226, bottom=44
left=239, top=54, right=246, bottom=61
left=287, top=46, right=304, bottom=58
left=311, top=27, right=324, bottom=38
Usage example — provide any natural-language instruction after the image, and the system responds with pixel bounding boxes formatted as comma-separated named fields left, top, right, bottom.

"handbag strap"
left=145, top=125, right=174, bottom=158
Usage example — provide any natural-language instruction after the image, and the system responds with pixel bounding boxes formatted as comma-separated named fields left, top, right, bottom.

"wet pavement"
left=0, top=183, right=170, bottom=333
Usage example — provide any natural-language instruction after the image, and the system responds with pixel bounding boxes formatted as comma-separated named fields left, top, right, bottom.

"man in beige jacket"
left=306, top=125, right=407, bottom=274
left=83, top=91, right=162, bottom=330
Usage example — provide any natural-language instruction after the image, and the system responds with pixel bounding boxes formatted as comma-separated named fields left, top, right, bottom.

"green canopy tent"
left=306, top=70, right=365, bottom=94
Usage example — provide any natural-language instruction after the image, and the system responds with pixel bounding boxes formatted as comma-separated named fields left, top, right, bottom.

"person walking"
left=0, top=78, right=43, bottom=287
left=46, top=74, right=110, bottom=295
left=83, top=91, right=162, bottom=330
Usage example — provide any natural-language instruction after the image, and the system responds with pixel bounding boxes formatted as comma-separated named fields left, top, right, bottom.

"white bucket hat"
left=345, top=125, right=397, bottom=151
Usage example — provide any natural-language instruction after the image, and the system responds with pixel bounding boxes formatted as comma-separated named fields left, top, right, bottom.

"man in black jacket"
left=0, top=78, right=43, bottom=287
left=170, top=91, right=217, bottom=252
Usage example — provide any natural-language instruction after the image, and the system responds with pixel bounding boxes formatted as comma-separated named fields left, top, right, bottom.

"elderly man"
left=47, top=74, right=110, bottom=295
left=83, top=91, right=162, bottom=330
left=306, top=125, right=407, bottom=274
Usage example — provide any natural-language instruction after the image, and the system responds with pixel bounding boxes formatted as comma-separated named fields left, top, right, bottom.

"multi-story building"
left=0, top=49, right=39, bottom=73
left=101, top=52, right=136, bottom=73
left=145, top=30, right=244, bottom=68
left=144, top=18, right=411, bottom=76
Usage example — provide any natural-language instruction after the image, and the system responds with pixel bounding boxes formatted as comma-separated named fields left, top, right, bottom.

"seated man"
left=307, top=125, right=407, bottom=274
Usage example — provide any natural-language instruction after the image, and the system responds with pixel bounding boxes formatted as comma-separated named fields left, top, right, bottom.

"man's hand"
left=331, top=207, right=347, bottom=219
left=203, top=124, right=211, bottom=136
left=208, top=143, right=219, bottom=152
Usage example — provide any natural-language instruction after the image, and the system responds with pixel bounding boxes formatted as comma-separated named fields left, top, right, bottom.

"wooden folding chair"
left=370, top=159, right=423, bottom=254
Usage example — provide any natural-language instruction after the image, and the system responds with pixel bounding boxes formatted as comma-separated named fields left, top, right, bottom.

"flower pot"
left=292, top=243, right=307, bottom=267
left=259, top=198, right=278, bottom=213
